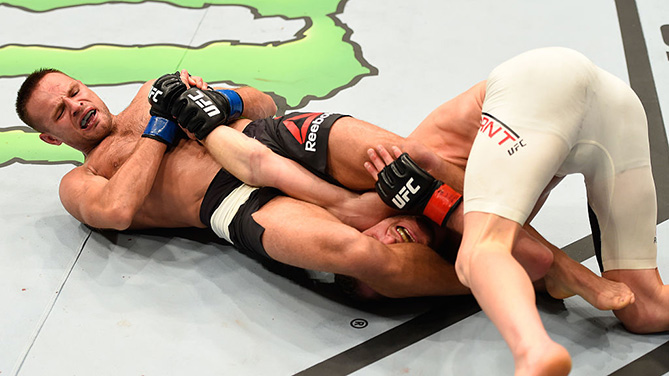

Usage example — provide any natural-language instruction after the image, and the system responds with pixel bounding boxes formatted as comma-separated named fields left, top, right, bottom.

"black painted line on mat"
left=616, top=0, right=669, bottom=222
left=610, top=1, right=669, bottom=375
left=295, top=296, right=480, bottom=376
left=609, top=341, right=669, bottom=376
left=295, top=238, right=596, bottom=376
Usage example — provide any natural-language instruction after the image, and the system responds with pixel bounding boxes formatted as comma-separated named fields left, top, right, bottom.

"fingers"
left=376, top=145, right=396, bottom=165
left=363, top=161, right=379, bottom=181
left=391, top=145, right=403, bottom=158
left=190, top=75, right=208, bottom=90
left=367, top=146, right=388, bottom=172
left=364, top=144, right=403, bottom=181
left=364, top=144, right=407, bottom=182
left=179, top=69, right=190, bottom=87
left=364, top=148, right=382, bottom=181
left=179, top=69, right=209, bottom=90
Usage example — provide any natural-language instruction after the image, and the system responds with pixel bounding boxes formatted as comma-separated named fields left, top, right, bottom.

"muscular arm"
left=59, top=138, right=167, bottom=230
left=207, top=85, right=276, bottom=120
left=232, top=86, right=277, bottom=120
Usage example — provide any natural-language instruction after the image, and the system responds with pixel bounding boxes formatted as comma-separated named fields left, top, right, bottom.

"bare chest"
left=88, top=135, right=220, bottom=228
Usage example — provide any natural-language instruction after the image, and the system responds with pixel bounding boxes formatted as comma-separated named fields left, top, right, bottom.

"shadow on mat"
left=92, top=225, right=570, bottom=318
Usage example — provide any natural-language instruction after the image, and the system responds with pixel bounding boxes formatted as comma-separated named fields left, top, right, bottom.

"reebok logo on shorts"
left=480, top=113, right=527, bottom=156
left=282, top=112, right=332, bottom=152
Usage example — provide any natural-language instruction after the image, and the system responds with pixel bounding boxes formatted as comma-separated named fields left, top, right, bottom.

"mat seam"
left=10, top=229, right=93, bottom=376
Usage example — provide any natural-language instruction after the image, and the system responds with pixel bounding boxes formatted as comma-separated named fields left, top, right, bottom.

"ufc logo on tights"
left=392, top=178, right=421, bottom=209
left=188, top=90, right=221, bottom=117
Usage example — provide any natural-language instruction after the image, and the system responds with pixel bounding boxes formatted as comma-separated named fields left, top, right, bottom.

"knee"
left=454, top=247, right=474, bottom=287
left=614, top=305, right=662, bottom=334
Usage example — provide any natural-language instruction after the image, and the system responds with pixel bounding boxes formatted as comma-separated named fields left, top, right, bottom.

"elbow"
left=256, top=94, right=277, bottom=119
left=245, top=144, right=275, bottom=187
left=108, top=214, right=134, bottom=231
left=238, top=88, right=277, bottom=119
left=84, top=205, right=135, bottom=231
left=265, top=100, right=277, bottom=118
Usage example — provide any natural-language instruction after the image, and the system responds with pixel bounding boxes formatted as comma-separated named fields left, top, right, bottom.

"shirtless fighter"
left=146, top=66, right=638, bottom=318
left=366, top=47, right=669, bottom=376
left=15, top=66, right=630, bottom=306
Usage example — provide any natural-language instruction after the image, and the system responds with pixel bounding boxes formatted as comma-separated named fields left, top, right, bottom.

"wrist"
left=142, top=116, right=178, bottom=145
left=422, top=183, right=462, bottom=226
left=215, top=89, right=244, bottom=121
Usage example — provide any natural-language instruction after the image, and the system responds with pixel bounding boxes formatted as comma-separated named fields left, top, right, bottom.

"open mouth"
left=396, top=226, right=415, bottom=243
left=80, top=109, right=96, bottom=130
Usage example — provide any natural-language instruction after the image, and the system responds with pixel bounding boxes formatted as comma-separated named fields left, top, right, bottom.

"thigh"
left=327, top=117, right=404, bottom=190
left=252, top=196, right=366, bottom=273
left=464, top=48, right=592, bottom=225
left=464, top=119, right=570, bottom=226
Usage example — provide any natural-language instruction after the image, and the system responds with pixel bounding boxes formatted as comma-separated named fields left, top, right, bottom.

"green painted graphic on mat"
left=1, top=0, right=375, bottom=167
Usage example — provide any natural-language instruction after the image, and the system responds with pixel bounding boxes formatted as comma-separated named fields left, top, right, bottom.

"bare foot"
left=515, top=341, right=572, bottom=376
left=544, top=249, right=635, bottom=310
left=604, top=269, right=669, bottom=333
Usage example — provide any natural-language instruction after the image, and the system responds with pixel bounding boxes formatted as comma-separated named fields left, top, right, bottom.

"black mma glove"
left=147, top=72, right=188, bottom=119
left=376, top=153, right=462, bottom=226
left=170, top=87, right=244, bottom=140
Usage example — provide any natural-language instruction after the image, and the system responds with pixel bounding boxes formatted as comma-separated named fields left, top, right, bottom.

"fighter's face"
left=362, top=215, right=435, bottom=246
left=26, top=72, right=113, bottom=153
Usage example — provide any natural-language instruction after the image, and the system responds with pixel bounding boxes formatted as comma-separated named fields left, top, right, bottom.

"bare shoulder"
left=58, top=164, right=107, bottom=222
left=117, top=80, right=155, bottom=127
left=59, top=164, right=104, bottom=198
left=131, top=80, right=155, bottom=105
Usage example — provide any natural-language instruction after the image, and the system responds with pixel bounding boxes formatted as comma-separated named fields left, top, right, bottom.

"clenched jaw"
left=80, top=108, right=97, bottom=130
left=396, top=226, right=416, bottom=243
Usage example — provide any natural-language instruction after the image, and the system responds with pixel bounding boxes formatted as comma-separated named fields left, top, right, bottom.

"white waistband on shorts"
left=209, top=184, right=259, bottom=243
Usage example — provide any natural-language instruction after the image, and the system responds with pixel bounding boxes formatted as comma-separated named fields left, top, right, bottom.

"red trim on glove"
left=423, top=184, right=462, bottom=226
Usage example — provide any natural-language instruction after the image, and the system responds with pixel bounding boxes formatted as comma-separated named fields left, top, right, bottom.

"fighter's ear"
left=39, top=133, right=63, bottom=146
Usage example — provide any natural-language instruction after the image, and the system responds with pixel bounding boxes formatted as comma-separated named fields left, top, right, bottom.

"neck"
left=81, top=113, right=122, bottom=157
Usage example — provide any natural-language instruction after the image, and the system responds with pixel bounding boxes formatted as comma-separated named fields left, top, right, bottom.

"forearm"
left=91, top=139, right=166, bottom=229
left=213, top=86, right=276, bottom=120
left=261, top=153, right=360, bottom=214
left=203, top=125, right=361, bottom=217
